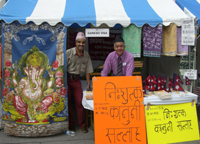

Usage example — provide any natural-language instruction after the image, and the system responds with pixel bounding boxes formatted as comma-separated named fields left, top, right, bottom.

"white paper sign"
left=183, top=69, right=197, bottom=80
left=85, top=29, right=109, bottom=37
left=181, top=18, right=195, bottom=46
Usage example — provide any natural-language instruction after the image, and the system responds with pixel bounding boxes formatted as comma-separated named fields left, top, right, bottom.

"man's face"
left=76, top=39, right=86, bottom=52
left=114, top=42, right=125, bottom=56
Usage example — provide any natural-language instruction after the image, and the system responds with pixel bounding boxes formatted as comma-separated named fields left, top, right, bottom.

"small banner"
left=185, top=76, right=191, bottom=85
left=145, top=103, right=199, bottom=144
left=93, top=76, right=147, bottom=144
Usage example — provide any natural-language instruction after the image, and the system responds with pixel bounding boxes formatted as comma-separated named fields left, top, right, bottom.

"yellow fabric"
left=162, top=23, right=177, bottom=56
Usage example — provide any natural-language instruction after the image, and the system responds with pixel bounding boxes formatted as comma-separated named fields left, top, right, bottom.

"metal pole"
left=193, top=18, right=198, bottom=90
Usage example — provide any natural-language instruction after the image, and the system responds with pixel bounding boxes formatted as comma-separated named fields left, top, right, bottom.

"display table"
left=81, top=78, right=198, bottom=111
left=81, top=80, right=199, bottom=144
left=143, top=91, right=197, bottom=105
left=81, top=80, right=94, bottom=130
left=81, top=80, right=94, bottom=110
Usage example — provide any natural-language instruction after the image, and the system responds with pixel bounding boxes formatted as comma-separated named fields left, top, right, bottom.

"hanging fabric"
left=176, top=27, right=188, bottom=56
left=2, top=22, right=68, bottom=136
left=123, top=24, right=142, bottom=58
left=162, top=23, right=177, bottom=56
left=143, top=24, right=162, bottom=57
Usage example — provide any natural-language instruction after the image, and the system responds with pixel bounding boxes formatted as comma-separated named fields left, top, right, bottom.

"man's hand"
left=87, top=84, right=92, bottom=91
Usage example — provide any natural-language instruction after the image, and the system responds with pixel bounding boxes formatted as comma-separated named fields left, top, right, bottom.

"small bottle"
left=66, top=130, right=75, bottom=136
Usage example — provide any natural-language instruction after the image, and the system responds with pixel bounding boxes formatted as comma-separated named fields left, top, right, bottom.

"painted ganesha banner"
left=1, top=22, right=68, bottom=136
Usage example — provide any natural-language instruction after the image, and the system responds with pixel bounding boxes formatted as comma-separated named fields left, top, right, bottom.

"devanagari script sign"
left=181, top=18, right=195, bottom=46
left=93, top=76, right=147, bottom=144
left=145, top=103, right=199, bottom=144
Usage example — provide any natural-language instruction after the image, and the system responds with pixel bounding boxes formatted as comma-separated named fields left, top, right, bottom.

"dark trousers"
left=67, top=77, right=85, bottom=128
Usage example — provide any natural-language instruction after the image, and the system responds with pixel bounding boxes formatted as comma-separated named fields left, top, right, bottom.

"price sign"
left=183, top=69, right=197, bottom=80
left=181, top=18, right=195, bottom=46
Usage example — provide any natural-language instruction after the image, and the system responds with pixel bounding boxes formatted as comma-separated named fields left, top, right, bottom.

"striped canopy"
left=176, top=0, right=200, bottom=25
left=0, top=0, right=189, bottom=27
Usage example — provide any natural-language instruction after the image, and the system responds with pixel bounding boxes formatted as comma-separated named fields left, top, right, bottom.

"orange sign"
left=93, top=76, right=147, bottom=144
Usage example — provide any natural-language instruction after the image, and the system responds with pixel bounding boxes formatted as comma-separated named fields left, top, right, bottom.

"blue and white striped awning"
left=0, top=0, right=189, bottom=27
left=176, top=0, right=200, bottom=25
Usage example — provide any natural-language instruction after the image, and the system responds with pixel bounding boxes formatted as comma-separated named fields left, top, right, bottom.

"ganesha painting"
left=2, top=46, right=67, bottom=124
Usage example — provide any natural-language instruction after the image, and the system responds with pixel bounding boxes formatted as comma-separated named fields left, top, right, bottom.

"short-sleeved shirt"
left=101, top=50, right=134, bottom=76
left=66, top=47, right=93, bottom=74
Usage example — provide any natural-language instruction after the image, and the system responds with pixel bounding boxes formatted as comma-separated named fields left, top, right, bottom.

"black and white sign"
left=183, top=69, right=197, bottom=80
left=85, top=29, right=109, bottom=37
left=181, top=18, right=195, bottom=46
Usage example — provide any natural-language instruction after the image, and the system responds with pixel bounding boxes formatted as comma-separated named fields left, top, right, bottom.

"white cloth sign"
left=181, top=18, right=195, bottom=46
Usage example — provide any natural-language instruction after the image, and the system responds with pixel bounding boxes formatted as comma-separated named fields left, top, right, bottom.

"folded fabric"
left=123, top=24, right=142, bottom=58
left=162, top=23, right=177, bottom=56
left=143, top=24, right=162, bottom=57
left=154, top=90, right=172, bottom=100
left=85, top=91, right=93, bottom=100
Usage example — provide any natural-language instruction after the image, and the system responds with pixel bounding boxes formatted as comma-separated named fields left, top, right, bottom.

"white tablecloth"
left=82, top=90, right=94, bottom=111
left=81, top=80, right=94, bottom=111
left=143, top=91, right=197, bottom=105
left=81, top=80, right=198, bottom=111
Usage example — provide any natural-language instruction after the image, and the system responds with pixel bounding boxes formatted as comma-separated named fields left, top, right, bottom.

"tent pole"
left=192, top=18, right=198, bottom=91
left=193, top=18, right=198, bottom=89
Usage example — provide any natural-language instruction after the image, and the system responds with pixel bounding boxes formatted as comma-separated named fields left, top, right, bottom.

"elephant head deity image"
left=3, top=46, right=67, bottom=124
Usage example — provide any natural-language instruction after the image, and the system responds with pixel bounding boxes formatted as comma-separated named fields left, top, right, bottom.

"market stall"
left=175, top=0, right=200, bottom=99
left=82, top=80, right=198, bottom=111
left=0, top=0, right=194, bottom=139
left=82, top=77, right=199, bottom=144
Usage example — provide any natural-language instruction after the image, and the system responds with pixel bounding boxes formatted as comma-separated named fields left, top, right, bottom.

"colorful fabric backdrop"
left=123, top=24, right=142, bottom=58
left=177, top=27, right=188, bottom=56
left=143, top=24, right=162, bottom=57
left=162, top=23, right=177, bottom=56
left=1, top=22, right=68, bottom=126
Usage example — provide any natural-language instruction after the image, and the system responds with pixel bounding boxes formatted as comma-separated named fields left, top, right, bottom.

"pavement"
left=0, top=126, right=95, bottom=144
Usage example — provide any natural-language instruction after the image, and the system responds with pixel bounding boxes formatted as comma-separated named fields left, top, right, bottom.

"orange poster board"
left=93, top=76, right=147, bottom=144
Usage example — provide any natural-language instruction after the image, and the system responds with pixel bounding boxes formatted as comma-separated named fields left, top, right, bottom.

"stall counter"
left=81, top=80, right=198, bottom=111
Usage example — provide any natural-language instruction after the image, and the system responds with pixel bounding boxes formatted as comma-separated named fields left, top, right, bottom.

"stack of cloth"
left=85, top=91, right=93, bottom=100
left=154, top=90, right=172, bottom=100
